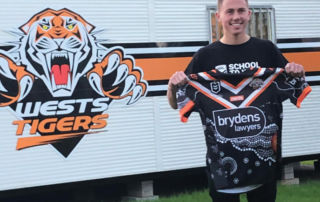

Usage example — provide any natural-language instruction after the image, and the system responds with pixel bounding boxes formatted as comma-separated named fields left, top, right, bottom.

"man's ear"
left=215, top=11, right=220, bottom=22
left=248, top=9, right=252, bottom=18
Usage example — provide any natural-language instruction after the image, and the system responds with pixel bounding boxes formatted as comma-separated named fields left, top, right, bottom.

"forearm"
left=167, top=84, right=178, bottom=109
left=167, top=71, right=188, bottom=109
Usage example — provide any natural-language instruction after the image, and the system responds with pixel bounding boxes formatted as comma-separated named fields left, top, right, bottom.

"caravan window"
left=208, top=6, right=276, bottom=43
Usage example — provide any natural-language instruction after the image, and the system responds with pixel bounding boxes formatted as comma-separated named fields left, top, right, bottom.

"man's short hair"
left=217, top=0, right=249, bottom=10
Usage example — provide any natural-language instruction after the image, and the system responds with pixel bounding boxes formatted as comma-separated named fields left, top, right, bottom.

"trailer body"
left=0, top=0, right=319, bottom=191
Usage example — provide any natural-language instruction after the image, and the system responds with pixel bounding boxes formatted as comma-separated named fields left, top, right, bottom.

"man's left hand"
left=285, top=62, right=305, bottom=77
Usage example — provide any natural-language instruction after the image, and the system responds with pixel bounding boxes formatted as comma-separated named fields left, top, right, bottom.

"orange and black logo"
left=0, top=8, right=148, bottom=157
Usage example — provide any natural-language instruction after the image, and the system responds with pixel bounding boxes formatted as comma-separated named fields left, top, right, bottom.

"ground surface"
left=0, top=164, right=319, bottom=202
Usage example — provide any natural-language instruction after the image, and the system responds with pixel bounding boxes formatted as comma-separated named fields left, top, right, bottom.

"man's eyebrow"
left=226, top=8, right=235, bottom=12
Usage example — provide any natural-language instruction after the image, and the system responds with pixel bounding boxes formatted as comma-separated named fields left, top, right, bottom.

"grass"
left=276, top=180, right=320, bottom=202
left=300, top=160, right=315, bottom=166
left=135, top=180, right=320, bottom=202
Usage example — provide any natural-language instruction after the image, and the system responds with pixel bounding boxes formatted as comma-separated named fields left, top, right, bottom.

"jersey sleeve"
left=275, top=73, right=312, bottom=108
left=176, top=84, right=197, bottom=122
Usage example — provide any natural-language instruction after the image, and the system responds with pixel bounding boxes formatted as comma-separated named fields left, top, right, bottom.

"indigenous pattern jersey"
left=177, top=67, right=311, bottom=190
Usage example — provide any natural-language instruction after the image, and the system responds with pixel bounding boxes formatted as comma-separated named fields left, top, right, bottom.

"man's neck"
left=220, top=34, right=250, bottom=45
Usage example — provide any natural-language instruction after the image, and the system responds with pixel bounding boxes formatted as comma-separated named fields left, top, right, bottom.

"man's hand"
left=285, top=62, right=305, bottom=77
left=168, top=71, right=188, bottom=89
left=167, top=71, right=188, bottom=109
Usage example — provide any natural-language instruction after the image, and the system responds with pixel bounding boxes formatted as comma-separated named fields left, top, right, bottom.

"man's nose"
left=233, top=12, right=241, bottom=20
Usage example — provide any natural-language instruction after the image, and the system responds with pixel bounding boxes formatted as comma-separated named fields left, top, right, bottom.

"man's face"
left=216, top=0, right=251, bottom=37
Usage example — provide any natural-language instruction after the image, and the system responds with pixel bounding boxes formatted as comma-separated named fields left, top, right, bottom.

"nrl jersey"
left=177, top=67, right=311, bottom=190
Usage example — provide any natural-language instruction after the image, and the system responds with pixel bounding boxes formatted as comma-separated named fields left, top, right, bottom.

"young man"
left=167, top=0, right=305, bottom=201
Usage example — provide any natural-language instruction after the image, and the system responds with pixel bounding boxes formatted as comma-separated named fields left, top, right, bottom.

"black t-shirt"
left=177, top=68, right=311, bottom=189
left=185, top=37, right=288, bottom=75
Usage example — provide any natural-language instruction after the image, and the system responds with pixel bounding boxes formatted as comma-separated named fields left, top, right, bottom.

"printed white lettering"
left=217, top=113, right=261, bottom=127
left=15, top=98, right=110, bottom=117
left=254, top=114, right=260, bottom=121
left=15, top=102, right=41, bottom=117
left=92, top=98, right=110, bottom=112
left=213, top=107, right=266, bottom=138
left=228, top=62, right=259, bottom=74
left=234, top=124, right=261, bottom=132
left=57, top=100, right=76, bottom=115
left=75, top=99, right=93, bottom=113
left=40, top=101, right=59, bottom=116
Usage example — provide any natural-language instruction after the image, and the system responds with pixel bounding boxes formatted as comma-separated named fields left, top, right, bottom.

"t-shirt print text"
left=215, top=62, right=259, bottom=74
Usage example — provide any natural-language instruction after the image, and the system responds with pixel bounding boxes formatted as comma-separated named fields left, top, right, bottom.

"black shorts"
left=206, top=169, right=277, bottom=202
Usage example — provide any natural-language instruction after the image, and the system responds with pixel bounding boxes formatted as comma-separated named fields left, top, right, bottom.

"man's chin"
left=225, top=27, right=244, bottom=34
left=230, top=29, right=245, bottom=36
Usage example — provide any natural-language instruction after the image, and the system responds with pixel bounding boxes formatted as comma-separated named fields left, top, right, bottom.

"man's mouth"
left=50, top=51, right=71, bottom=88
left=230, top=22, right=243, bottom=27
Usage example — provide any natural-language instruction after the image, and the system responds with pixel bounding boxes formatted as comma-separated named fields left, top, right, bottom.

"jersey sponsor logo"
left=229, top=95, right=244, bottom=102
left=229, top=62, right=259, bottom=74
left=216, top=62, right=259, bottom=74
left=213, top=107, right=266, bottom=138
left=210, top=81, right=221, bottom=94
left=215, top=62, right=259, bottom=74
left=215, top=65, right=227, bottom=73
left=0, top=9, right=148, bottom=157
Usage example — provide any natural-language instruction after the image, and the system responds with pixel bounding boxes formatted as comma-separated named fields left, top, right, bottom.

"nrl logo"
left=0, top=8, right=148, bottom=157
left=210, top=81, right=221, bottom=94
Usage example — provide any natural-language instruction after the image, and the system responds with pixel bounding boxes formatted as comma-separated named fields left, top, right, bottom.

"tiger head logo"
left=20, top=9, right=97, bottom=97
left=0, top=8, right=148, bottom=157
left=1, top=8, right=147, bottom=104
left=19, top=8, right=97, bottom=97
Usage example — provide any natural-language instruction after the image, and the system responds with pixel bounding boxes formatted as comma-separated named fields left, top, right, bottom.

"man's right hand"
left=168, top=71, right=188, bottom=89
left=167, top=71, right=188, bottom=109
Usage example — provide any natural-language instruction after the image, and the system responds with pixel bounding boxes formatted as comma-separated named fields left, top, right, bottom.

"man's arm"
left=167, top=71, right=188, bottom=109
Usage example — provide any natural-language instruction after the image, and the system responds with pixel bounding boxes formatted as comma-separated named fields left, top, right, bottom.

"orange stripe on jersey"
left=180, top=100, right=195, bottom=122
left=221, top=78, right=250, bottom=90
left=203, top=72, right=216, bottom=80
left=221, top=68, right=264, bottom=90
left=188, top=81, right=233, bottom=109
left=296, top=85, right=312, bottom=108
left=253, top=68, right=263, bottom=77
